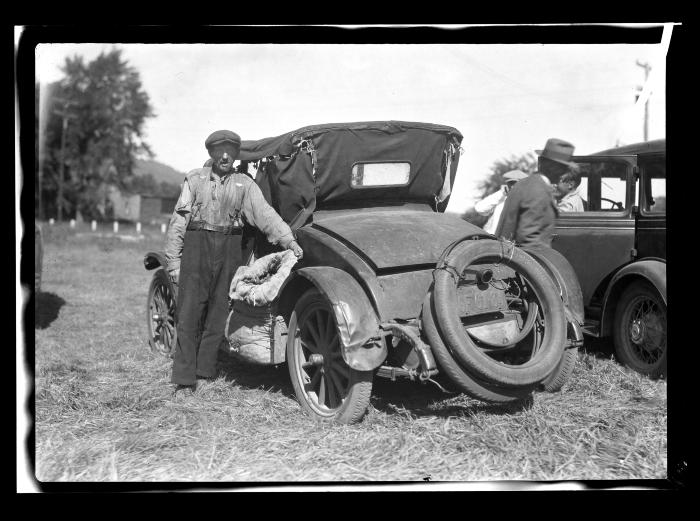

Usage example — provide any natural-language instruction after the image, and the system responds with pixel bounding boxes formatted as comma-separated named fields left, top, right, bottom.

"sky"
left=33, top=25, right=670, bottom=215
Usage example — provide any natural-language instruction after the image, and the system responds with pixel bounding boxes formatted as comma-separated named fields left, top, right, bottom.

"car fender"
left=525, top=247, right=585, bottom=325
left=144, top=251, right=169, bottom=271
left=291, top=266, right=387, bottom=371
left=600, top=258, right=666, bottom=337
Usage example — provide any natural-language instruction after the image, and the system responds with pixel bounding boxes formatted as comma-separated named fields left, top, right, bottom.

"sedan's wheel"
left=147, top=268, right=177, bottom=357
left=613, top=281, right=667, bottom=378
left=287, top=288, right=373, bottom=424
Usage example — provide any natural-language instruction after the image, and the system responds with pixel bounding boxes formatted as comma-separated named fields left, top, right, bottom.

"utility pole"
left=52, top=98, right=77, bottom=222
left=635, top=60, right=651, bottom=142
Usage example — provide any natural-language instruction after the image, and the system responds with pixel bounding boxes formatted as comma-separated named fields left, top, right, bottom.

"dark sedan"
left=552, top=139, right=666, bottom=377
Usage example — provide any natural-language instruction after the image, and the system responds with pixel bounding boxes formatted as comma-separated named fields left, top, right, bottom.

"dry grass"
left=30, top=223, right=668, bottom=485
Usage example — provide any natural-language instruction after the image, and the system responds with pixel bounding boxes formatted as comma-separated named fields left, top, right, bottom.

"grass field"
left=29, top=222, right=668, bottom=485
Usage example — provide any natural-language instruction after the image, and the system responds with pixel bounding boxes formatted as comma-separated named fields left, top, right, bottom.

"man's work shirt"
left=474, top=188, right=507, bottom=235
left=557, top=187, right=585, bottom=212
left=164, top=167, right=295, bottom=273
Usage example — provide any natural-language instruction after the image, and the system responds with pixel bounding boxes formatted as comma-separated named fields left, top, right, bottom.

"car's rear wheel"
left=540, top=347, right=578, bottom=392
left=613, top=281, right=667, bottom=378
left=287, top=288, right=373, bottom=424
left=147, top=268, right=177, bottom=358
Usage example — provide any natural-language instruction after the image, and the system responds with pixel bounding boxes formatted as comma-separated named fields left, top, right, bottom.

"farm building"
left=106, top=186, right=177, bottom=224
left=140, top=194, right=178, bottom=224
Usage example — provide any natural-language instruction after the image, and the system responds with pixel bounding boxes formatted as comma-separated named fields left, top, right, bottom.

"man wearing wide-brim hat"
left=495, top=138, right=577, bottom=250
left=165, top=130, right=304, bottom=398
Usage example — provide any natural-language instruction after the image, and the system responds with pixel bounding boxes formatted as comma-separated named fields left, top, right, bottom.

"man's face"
left=208, top=142, right=240, bottom=174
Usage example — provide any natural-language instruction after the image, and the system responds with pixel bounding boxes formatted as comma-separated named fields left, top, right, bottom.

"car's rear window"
left=351, top=162, right=411, bottom=188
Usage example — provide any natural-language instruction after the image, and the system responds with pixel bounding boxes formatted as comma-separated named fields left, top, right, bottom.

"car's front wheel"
left=613, top=281, right=667, bottom=378
left=287, top=288, right=373, bottom=424
left=147, top=268, right=177, bottom=358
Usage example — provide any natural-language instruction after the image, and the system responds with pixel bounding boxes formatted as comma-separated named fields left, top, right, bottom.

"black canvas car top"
left=239, top=121, right=463, bottom=224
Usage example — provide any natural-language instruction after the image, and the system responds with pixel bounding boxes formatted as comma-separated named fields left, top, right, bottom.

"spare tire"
left=433, top=239, right=567, bottom=387
left=421, top=291, right=537, bottom=403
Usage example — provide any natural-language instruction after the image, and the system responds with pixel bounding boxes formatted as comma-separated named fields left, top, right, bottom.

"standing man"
left=495, top=138, right=577, bottom=250
left=165, top=130, right=303, bottom=397
left=474, top=169, right=529, bottom=234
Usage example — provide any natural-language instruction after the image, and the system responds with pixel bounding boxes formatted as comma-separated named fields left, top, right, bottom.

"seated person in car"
left=555, top=168, right=585, bottom=212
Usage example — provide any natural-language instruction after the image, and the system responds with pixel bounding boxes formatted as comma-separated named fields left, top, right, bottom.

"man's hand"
left=168, top=268, right=179, bottom=285
left=288, top=240, right=304, bottom=259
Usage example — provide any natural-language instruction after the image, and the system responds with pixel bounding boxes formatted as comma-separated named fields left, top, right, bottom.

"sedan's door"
left=551, top=156, right=637, bottom=315
left=636, top=153, right=666, bottom=260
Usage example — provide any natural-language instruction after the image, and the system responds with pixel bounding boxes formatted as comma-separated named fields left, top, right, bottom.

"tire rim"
left=293, top=303, right=350, bottom=416
left=150, top=279, right=176, bottom=355
left=626, top=295, right=666, bottom=365
left=467, top=271, right=546, bottom=366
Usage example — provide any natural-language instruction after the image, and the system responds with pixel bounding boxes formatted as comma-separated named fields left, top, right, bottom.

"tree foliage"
left=39, top=47, right=155, bottom=220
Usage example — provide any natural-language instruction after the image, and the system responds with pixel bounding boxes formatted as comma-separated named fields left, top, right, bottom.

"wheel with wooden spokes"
left=147, top=268, right=177, bottom=357
left=287, top=288, right=373, bottom=424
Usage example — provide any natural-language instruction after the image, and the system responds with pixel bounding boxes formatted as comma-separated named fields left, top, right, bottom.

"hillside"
left=133, top=159, right=184, bottom=187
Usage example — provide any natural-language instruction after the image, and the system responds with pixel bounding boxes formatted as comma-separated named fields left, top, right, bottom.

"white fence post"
left=91, top=220, right=97, bottom=231
left=69, top=219, right=76, bottom=228
left=136, top=222, right=142, bottom=234
left=113, top=221, right=119, bottom=233
left=49, top=218, right=55, bottom=226
left=161, top=223, right=167, bottom=234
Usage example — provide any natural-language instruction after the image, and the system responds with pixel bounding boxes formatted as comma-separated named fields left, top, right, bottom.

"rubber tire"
left=421, top=292, right=537, bottom=403
left=433, top=240, right=567, bottom=387
left=147, top=268, right=177, bottom=358
left=540, top=347, right=578, bottom=392
left=287, top=288, right=373, bottom=424
left=613, top=281, right=667, bottom=378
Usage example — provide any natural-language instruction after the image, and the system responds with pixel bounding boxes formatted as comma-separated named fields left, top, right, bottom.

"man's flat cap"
left=205, top=130, right=241, bottom=149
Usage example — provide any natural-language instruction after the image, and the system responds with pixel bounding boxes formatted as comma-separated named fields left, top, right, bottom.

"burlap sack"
left=225, top=250, right=297, bottom=364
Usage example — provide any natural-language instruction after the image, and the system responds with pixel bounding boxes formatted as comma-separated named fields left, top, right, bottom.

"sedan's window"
left=600, top=176, right=627, bottom=211
left=643, top=159, right=666, bottom=213
left=351, top=162, right=410, bottom=187
left=573, top=161, right=629, bottom=212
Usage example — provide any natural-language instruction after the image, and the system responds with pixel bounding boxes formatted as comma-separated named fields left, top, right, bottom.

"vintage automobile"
left=552, top=139, right=666, bottom=378
left=144, top=121, right=585, bottom=423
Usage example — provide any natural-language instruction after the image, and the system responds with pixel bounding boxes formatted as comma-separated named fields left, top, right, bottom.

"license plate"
left=457, top=284, right=507, bottom=316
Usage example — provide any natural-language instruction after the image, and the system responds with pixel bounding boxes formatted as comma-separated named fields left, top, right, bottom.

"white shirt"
left=474, top=188, right=507, bottom=235
left=557, top=186, right=585, bottom=212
